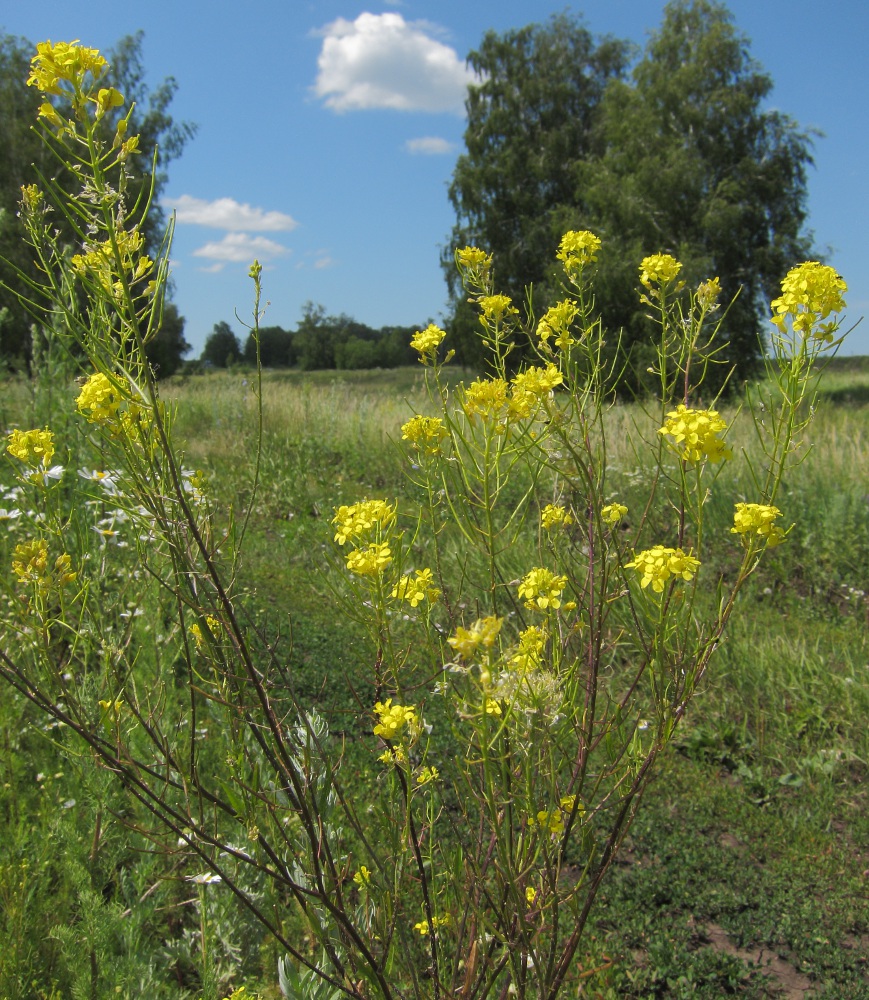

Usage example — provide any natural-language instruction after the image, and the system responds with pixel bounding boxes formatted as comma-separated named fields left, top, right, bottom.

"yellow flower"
left=541, top=504, right=573, bottom=530
left=414, top=914, right=451, bottom=936
left=76, top=372, right=125, bottom=425
left=601, top=503, right=627, bottom=526
left=28, top=40, right=108, bottom=96
left=513, top=364, right=564, bottom=396
left=731, top=503, right=786, bottom=546
left=556, top=230, right=601, bottom=272
left=12, top=539, right=49, bottom=584
left=373, top=699, right=417, bottom=741
left=659, top=405, right=732, bottom=463
left=462, top=378, right=508, bottom=420
left=20, top=184, right=45, bottom=213
left=537, top=299, right=579, bottom=351
left=332, top=499, right=396, bottom=545
left=410, top=323, right=446, bottom=361
left=392, top=568, right=439, bottom=607
left=401, top=415, right=448, bottom=454
left=484, top=698, right=502, bottom=716
left=7, top=428, right=55, bottom=467
left=455, top=246, right=492, bottom=281
left=639, top=253, right=682, bottom=288
left=416, top=766, right=439, bottom=785
left=770, top=261, right=847, bottom=343
left=346, top=544, right=392, bottom=576
left=37, top=102, right=66, bottom=129
left=525, top=886, right=537, bottom=904
left=98, top=699, right=123, bottom=719
left=478, top=294, right=516, bottom=324
left=53, top=553, right=77, bottom=588
left=510, top=364, right=563, bottom=420
left=509, top=626, right=546, bottom=672
left=517, top=568, right=568, bottom=611
left=12, top=541, right=77, bottom=591
left=379, top=745, right=407, bottom=765
left=625, top=546, right=700, bottom=593
left=71, top=229, right=152, bottom=295
left=190, top=615, right=222, bottom=650
left=447, top=616, right=503, bottom=659
left=696, top=276, right=722, bottom=311
left=353, top=866, right=372, bottom=888
left=535, top=808, right=565, bottom=837
left=93, top=86, right=124, bottom=117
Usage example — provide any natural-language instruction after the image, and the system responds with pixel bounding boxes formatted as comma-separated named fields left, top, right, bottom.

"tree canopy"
left=0, top=30, right=195, bottom=372
left=445, top=0, right=815, bottom=386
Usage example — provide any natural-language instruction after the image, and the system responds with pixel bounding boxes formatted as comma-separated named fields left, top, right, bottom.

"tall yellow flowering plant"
left=0, top=39, right=851, bottom=1000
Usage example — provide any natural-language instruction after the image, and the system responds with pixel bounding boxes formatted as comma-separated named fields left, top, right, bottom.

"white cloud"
left=314, top=12, right=479, bottom=114
left=313, top=255, right=335, bottom=269
left=172, top=195, right=298, bottom=232
left=405, top=136, right=455, bottom=155
left=193, top=233, right=291, bottom=266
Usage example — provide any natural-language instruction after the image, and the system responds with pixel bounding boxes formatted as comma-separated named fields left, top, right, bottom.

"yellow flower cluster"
left=20, top=184, right=44, bottom=214
left=447, top=615, right=503, bottom=660
left=346, top=543, right=393, bottom=576
left=509, top=363, right=563, bottom=419
left=190, top=615, right=222, bottom=650
left=463, top=377, right=508, bottom=419
left=463, top=366, right=562, bottom=425
left=71, top=229, right=153, bottom=296
left=455, top=246, right=492, bottom=282
left=334, top=500, right=396, bottom=577
left=415, top=765, right=439, bottom=785
left=601, top=503, right=628, bottom=526
left=541, top=504, right=573, bottom=530
left=392, top=568, right=439, bottom=606
left=731, top=503, right=785, bottom=545
left=332, top=499, right=396, bottom=546
left=659, top=404, right=732, bottom=463
left=535, top=795, right=581, bottom=837
left=556, top=230, right=601, bottom=273
left=537, top=299, right=579, bottom=351
left=625, top=546, right=700, bottom=593
left=372, top=699, right=417, bottom=741
left=400, top=414, right=448, bottom=454
left=518, top=568, right=568, bottom=611
left=12, top=539, right=48, bottom=583
left=509, top=626, right=546, bottom=672
left=76, top=372, right=124, bottom=424
left=7, top=428, right=55, bottom=467
left=478, top=294, right=516, bottom=324
left=770, top=261, right=847, bottom=344
left=414, top=914, right=451, bottom=936
left=353, top=866, right=372, bottom=888
left=410, top=323, right=446, bottom=362
left=12, top=539, right=76, bottom=590
left=27, top=40, right=107, bottom=96
left=639, top=253, right=683, bottom=288
left=696, top=276, right=722, bottom=311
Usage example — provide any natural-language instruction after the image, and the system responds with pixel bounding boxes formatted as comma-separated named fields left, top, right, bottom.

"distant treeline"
left=198, top=304, right=427, bottom=371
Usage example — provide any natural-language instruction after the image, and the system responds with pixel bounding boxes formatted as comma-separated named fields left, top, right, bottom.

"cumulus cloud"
left=172, top=195, right=298, bottom=232
left=405, top=136, right=455, bottom=155
left=193, top=233, right=291, bottom=268
left=314, top=12, right=479, bottom=113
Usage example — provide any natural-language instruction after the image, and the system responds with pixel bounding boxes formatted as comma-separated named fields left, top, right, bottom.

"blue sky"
left=4, top=1, right=868, bottom=356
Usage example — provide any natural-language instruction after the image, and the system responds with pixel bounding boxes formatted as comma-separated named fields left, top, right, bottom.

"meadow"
left=1, top=360, right=866, bottom=999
